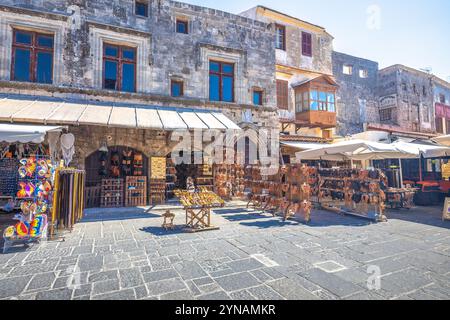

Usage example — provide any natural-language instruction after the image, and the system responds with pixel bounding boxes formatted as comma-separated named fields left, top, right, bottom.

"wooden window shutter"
left=302, top=32, right=312, bottom=57
left=277, top=80, right=289, bottom=110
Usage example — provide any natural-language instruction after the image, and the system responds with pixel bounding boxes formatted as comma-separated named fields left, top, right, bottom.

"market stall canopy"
left=280, top=141, right=328, bottom=151
left=0, top=95, right=241, bottom=131
left=390, top=141, right=450, bottom=159
left=295, top=139, right=409, bottom=161
left=0, top=123, right=64, bottom=143
left=432, top=135, right=450, bottom=147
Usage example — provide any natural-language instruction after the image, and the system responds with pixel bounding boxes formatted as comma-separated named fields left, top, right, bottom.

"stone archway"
left=84, top=145, right=149, bottom=187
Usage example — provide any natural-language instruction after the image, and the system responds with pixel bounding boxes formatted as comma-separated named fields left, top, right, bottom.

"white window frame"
left=343, top=64, right=353, bottom=75
left=359, top=68, right=368, bottom=78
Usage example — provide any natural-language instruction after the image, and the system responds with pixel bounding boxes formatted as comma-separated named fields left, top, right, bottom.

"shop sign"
left=442, top=163, right=450, bottom=180
left=151, top=157, right=166, bottom=179
left=442, top=197, right=450, bottom=221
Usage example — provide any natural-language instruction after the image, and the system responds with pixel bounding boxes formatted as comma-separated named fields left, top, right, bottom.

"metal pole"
left=419, top=155, right=423, bottom=181
left=399, top=158, right=404, bottom=188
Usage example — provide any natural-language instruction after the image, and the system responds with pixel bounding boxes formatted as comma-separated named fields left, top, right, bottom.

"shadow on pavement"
left=386, top=206, right=449, bottom=229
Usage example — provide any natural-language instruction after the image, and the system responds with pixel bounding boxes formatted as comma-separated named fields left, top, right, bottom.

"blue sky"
left=186, top=0, right=450, bottom=81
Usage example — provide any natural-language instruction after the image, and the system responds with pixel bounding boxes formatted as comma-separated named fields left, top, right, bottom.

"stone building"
left=433, top=77, right=450, bottom=135
left=375, top=65, right=436, bottom=139
left=0, top=0, right=279, bottom=205
left=240, top=6, right=337, bottom=160
left=332, top=51, right=379, bottom=137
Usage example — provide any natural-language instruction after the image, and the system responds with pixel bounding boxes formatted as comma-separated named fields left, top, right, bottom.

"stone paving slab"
left=0, top=206, right=448, bottom=300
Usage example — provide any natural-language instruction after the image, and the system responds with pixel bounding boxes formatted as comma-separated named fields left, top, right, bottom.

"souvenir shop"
left=83, top=148, right=216, bottom=208
left=0, top=123, right=86, bottom=253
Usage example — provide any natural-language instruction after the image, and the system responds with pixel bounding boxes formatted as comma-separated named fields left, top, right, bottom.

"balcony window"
left=439, top=94, right=446, bottom=104
left=11, top=29, right=54, bottom=84
left=296, top=90, right=336, bottom=113
left=209, top=61, right=234, bottom=102
left=103, top=44, right=136, bottom=92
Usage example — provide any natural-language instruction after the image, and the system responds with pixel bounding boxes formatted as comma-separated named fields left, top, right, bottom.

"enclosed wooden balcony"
left=292, top=75, right=338, bottom=129
left=296, top=110, right=336, bottom=129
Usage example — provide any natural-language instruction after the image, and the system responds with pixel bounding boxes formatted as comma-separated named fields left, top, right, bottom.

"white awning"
left=0, top=123, right=64, bottom=143
left=281, top=141, right=328, bottom=151
left=295, top=139, right=409, bottom=161
left=390, top=141, right=450, bottom=159
left=0, top=95, right=241, bottom=131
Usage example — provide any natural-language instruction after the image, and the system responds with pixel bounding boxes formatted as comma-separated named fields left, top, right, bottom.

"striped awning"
left=0, top=95, right=241, bottom=130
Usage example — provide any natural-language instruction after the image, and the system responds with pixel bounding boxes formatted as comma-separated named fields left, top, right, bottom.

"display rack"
left=100, top=178, right=124, bottom=208
left=149, top=179, right=166, bottom=205
left=318, top=168, right=387, bottom=222
left=243, top=164, right=314, bottom=222
left=196, top=164, right=214, bottom=192
left=165, top=158, right=176, bottom=200
left=125, top=176, right=147, bottom=207
left=214, top=164, right=245, bottom=200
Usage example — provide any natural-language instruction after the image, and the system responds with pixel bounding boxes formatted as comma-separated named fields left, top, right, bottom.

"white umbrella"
left=295, top=139, right=408, bottom=161
left=391, top=141, right=450, bottom=159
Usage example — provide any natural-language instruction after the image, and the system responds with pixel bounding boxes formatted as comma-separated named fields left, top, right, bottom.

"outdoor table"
left=174, top=189, right=223, bottom=233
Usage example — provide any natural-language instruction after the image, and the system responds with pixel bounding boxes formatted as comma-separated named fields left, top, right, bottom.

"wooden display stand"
left=125, top=176, right=147, bottom=207
left=100, top=178, right=124, bottom=208
left=175, top=189, right=223, bottom=233
left=149, top=179, right=166, bottom=205
left=243, top=165, right=314, bottom=223
left=214, top=164, right=245, bottom=200
left=318, top=169, right=387, bottom=222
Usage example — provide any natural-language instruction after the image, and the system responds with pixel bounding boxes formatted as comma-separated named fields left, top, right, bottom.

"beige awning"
left=0, top=95, right=241, bottom=131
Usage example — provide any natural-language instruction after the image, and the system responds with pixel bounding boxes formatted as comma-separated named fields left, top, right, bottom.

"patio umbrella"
left=295, top=139, right=408, bottom=161
left=390, top=141, right=450, bottom=159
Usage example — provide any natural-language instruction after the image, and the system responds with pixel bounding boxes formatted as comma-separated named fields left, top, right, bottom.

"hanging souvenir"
left=30, top=215, right=46, bottom=237
left=99, top=151, right=108, bottom=176
left=110, top=151, right=121, bottom=177
left=60, top=133, right=75, bottom=166
left=37, top=159, right=49, bottom=178
left=3, top=226, right=15, bottom=239
left=133, top=153, right=143, bottom=176
left=122, top=149, right=133, bottom=176
left=15, top=221, right=30, bottom=238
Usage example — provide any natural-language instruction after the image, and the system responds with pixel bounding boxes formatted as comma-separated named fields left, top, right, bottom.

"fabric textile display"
left=51, top=168, right=85, bottom=235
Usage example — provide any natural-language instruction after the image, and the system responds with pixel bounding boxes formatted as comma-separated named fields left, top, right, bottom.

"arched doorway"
left=84, top=146, right=149, bottom=208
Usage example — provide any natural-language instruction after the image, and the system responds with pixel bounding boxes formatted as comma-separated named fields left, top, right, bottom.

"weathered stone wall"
left=241, top=6, right=333, bottom=76
left=69, top=125, right=170, bottom=173
left=0, top=0, right=278, bottom=123
left=377, top=65, right=435, bottom=133
left=332, top=51, right=379, bottom=136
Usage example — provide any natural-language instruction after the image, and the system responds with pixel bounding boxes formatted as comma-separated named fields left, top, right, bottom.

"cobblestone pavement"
left=0, top=205, right=449, bottom=300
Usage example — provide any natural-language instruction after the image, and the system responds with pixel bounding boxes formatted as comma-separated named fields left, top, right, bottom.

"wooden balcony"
left=295, top=110, right=336, bottom=129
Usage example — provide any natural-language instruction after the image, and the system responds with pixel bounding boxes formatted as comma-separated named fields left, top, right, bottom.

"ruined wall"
left=332, top=51, right=379, bottom=136
left=377, top=66, right=435, bottom=133
left=0, top=0, right=278, bottom=128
